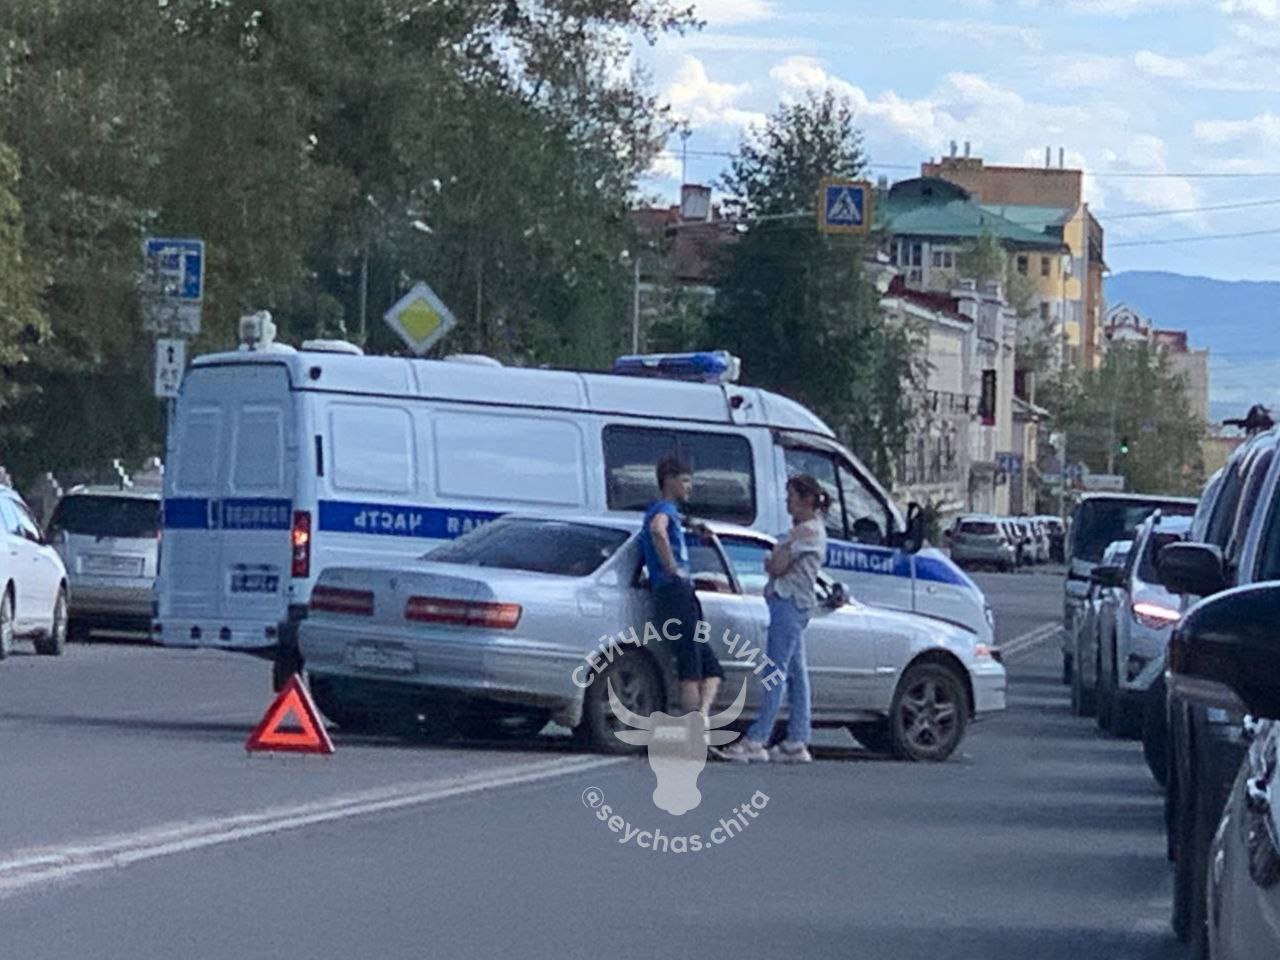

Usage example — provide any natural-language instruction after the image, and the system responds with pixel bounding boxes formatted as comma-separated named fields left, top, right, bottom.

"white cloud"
left=1220, top=0, right=1280, bottom=19
left=672, top=32, right=810, bottom=54
left=1133, top=50, right=1192, bottom=78
left=1019, top=0, right=1198, bottom=13
left=1194, top=112, right=1280, bottom=143
left=692, top=0, right=776, bottom=26
left=663, top=55, right=766, bottom=130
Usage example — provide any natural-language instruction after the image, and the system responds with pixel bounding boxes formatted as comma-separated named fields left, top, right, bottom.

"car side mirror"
left=824, top=581, right=849, bottom=609
left=1158, top=542, right=1228, bottom=597
left=1089, top=565, right=1126, bottom=589
left=1168, top=583, right=1280, bottom=720
left=891, top=502, right=925, bottom=554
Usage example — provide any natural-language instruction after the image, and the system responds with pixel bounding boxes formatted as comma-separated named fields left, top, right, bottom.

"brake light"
left=291, top=511, right=311, bottom=578
left=310, top=586, right=374, bottom=616
left=1132, top=600, right=1181, bottom=630
left=404, top=596, right=522, bottom=629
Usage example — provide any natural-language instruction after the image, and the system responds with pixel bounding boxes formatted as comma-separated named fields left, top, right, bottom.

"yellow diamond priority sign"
left=384, top=281, right=457, bottom=355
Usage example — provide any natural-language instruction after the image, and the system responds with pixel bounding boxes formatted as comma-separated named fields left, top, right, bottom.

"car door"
left=686, top=537, right=768, bottom=715
left=1, top=494, right=53, bottom=629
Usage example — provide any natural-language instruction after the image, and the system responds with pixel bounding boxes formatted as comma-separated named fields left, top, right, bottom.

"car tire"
left=68, top=619, right=92, bottom=644
left=577, top=655, right=665, bottom=755
left=1070, top=650, right=1096, bottom=717
left=1062, top=651, right=1073, bottom=686
left=883, top=663, right=967, bottom=762
left=848, top=720, right=894, bottom=755
left=1143, top=680, right=1169, bottom=790
left=0, top=587, right=13, bottom=660
left=1096, top=650, right=1114, bottom=733
left=33, top=587, right=68, bottom=657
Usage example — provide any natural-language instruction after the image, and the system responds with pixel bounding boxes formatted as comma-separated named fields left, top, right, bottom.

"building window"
left=931, top=249, right=956, bottom=269
left=910, top=242, right=923, bottom=268
left=1016, top=255, right=1029, bottom=276
left=1041, top=256, right=1051, bottom=277
left=1039, top=302, right=1050, bottom=322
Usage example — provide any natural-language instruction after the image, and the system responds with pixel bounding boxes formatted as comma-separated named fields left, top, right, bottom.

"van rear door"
left=158, top=363, right=296, bottom=649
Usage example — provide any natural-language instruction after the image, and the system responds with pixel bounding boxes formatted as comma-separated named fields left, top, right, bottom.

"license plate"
left=347, top=643, right=417, bottom=674
left=231, top=573, right=280, bottom=594
left=83, top=555, right=144, bottom=577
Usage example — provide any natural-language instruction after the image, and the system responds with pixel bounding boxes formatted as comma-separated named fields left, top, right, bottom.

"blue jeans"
left=746, top=595, right=812, bottom=745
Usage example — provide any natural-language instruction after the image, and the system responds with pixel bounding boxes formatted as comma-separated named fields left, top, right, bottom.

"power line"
left=1109, top=226, right=1280, bottom=248
left=1100, top=197, right=1280, bottom=221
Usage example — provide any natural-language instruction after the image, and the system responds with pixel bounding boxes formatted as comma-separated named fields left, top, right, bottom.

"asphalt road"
left=0, top=570, right=1184, bottom=960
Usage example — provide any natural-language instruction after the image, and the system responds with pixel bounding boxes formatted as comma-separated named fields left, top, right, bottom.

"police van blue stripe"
left=164, top=498, right=210, bottom=530
left=317, top=501, right=502, bottom=539
left=162, top=498, right=292, bottom=530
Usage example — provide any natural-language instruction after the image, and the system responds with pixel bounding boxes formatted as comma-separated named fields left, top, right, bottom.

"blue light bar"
left=611, top=350, right=741, bottom=384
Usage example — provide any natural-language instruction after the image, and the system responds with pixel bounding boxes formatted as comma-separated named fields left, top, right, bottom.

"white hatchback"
left=0, top=486, right=69, bottom=658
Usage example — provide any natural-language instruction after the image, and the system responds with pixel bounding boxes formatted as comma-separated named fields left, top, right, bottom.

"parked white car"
left=0, top=485, right=69, bottom=658
left=298, top=515, right=1006, bottom=762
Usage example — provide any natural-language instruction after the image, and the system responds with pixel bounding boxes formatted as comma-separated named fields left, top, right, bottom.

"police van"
left=154, top=316, right=993, bottom=684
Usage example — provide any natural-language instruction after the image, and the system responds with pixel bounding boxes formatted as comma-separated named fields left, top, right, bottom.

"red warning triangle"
left=245, top=674, right=335, bottom=755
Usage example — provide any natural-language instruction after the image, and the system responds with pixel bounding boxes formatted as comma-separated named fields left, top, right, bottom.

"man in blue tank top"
left=638, top=455, right=724, bottom=718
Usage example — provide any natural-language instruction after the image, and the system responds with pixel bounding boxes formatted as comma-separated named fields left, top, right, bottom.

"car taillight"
left=310, top=586, right=374, bottom=616
left=291, top=511, right=311, bottom=578
left=404, top=596, right=522, bottom=629
left=1132, top=600, right=1181, bottom=630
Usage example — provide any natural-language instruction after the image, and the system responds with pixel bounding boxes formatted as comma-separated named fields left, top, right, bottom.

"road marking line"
left=999, top=622, right=1061, bottom=659
left=0, top=754, right=624, bottom=898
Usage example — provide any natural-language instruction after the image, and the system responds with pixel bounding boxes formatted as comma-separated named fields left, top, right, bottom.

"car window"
left=12, top=500, right=42, bottom=542
left=1226, top=447, right=1275, bottom=570
left=719, top=536, right=772, bottom=596
left=838, top=463, right=890, bottom=546
left=1139, top=529, right=1184, bottom=583
left=1205, top=460, right=1247, bottom=548
left=959, top=521, right=997, bottom=536
left=601, top=425, right=755, bottom=526
left=783, top=447, right=846, bottom=540
left=1257, top=487, right=1280, bottom=581
left=0, top=496, right=21, bottom=537
left=48, top=496, right=161, bottom=540
left=425, top=518, right=629, bottom=577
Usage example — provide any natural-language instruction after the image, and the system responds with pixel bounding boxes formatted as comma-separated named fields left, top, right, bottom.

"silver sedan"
left=298, top=515, right=1006, bottom=761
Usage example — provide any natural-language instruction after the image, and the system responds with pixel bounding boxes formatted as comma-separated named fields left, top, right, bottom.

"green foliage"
left=0, top=0, right=696, bottom=482
left=0, top=142, right=47, bottom=443
left=708, top=91, right=926, bottom=480
left=1052, top=342, right=1205, bottom=495
left=955, top=232, right=1004, bottom=286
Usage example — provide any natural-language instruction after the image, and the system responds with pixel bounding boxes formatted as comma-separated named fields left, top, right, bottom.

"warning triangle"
left=245, top=674, right=335, bottom=755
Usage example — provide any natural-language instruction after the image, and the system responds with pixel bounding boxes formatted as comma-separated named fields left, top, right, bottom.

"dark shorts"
left=654, top=579, right=725, bottom=682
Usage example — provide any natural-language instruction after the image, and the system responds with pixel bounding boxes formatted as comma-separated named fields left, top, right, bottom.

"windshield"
left=424, top=518, right=630, bottom=577
left=1070, top=499, right=1194, bottom=564
left=958, top=521, right=998, bottom=536
left=48, top=495, right=160, bottom=539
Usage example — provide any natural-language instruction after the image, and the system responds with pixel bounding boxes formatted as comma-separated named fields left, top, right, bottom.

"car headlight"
left=984, top=604, right=995, bottom=629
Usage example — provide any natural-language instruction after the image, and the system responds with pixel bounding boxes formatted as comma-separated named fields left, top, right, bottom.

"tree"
left=0, top=142, right=47, bottom=447
left=1055, top=341, right=1204, bottom=495
left=707, top=91, right=925, bottom=480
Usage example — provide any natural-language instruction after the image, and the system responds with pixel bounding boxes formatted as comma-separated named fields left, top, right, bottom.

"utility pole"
left=631, top=255, right=641, bottom=353
left=680, top=126, right=692, bottom=185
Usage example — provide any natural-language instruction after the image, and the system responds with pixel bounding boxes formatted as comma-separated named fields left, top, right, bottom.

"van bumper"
left=971, top=661, right=1007, bottom=715
left=149, top=617, right=279, bottom=652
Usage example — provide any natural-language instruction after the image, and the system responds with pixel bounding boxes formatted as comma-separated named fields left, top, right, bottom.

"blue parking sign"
left=818, top=179, right=871, bottom=234
left=143, top=237, right=205, bottom=302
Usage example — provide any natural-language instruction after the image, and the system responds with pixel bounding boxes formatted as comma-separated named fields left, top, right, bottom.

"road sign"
left=1084, top=474, right=1126, bottom=492
left=817, top=178, right=872, bottom=234
left=384, top=281, right=457, bottom=355
left=154, top=338, right=186, bottom=399
left=142, top=236, right=205, bottom=335
left=996, top=452, right=1023, bottom=476
left=1065, top=462, right=1086, bottom=481
left=245, top=675, right=334, bottom=755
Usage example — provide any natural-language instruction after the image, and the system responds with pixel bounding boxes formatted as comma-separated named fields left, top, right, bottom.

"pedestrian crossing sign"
left=818, top=178, right=872, bottom=235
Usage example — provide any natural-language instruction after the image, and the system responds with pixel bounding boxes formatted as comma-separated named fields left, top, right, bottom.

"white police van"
left=154, top=316, right=993, bottom=685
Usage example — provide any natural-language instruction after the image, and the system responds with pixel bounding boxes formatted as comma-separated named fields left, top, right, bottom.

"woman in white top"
left=717, top=474, right=830, bottom=763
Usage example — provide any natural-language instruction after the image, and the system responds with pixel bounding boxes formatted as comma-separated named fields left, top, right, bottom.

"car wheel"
left=577, top=655, right=664, bottom=755
left=1143, top=680, right=1169, bottom=790
left=0, top=588, right=13, bottom=660
left=1096, top=650, right=1113, bottom=733
left=1062, top=651, right=1073, bottom=686
left=33, top=587, right=67, bottom=657
left=848, top=720, right=894, bottom=755
left=885, top=663, right=967, bottom=762
left=68, top=619, right=92, bottom=644
left=307, top=675, right=397, bottom=735
left=1070, top=649, right=1096, bottom=717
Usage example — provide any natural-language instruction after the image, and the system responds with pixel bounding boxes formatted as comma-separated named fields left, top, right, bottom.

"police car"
left=153, top=313, right=994, bottom=687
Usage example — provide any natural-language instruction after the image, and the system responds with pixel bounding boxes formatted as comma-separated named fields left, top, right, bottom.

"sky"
left=634, top=0, right=1280, bottom=283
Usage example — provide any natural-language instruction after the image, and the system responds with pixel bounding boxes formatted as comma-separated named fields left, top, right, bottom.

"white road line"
left=0, top=754, right=625, bottom=898
left=999, top=621, right=1062, bottom=659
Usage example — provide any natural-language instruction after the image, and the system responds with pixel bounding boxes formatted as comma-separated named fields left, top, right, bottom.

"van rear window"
left=958, top=521, right=997, bottom=536
left=603, top=425, right=755, bottom=525
left=49, top=496, right=160, bottom=539
left=1070, top=499, right=1194, bottom=564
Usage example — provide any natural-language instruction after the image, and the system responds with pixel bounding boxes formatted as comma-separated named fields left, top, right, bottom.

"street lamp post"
left=631, top=255, right=641, bottom=353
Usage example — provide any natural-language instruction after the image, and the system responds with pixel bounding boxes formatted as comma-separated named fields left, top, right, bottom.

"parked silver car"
left=299, top=515, right=1006, bottom=761
left=947, top=516, right=1017, bottom=571
left=46, top=487, right=161, bottom=640
left=1069, top=537, right=1132, bottom=717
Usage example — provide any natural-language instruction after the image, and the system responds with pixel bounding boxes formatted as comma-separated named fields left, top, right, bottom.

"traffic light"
left=1118, top=436, right=1131, bottom=456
